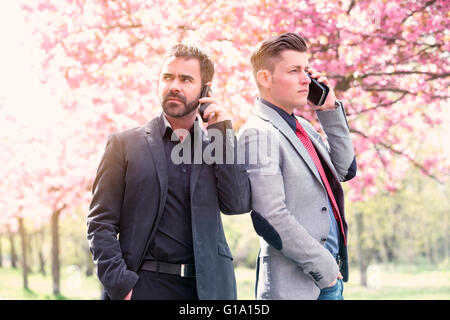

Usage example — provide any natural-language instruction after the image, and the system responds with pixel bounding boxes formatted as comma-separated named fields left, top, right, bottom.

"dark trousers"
left=130, top=270, right=198, bottom=300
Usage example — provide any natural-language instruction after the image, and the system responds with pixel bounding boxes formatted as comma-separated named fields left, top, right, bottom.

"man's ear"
left=256, top=69, right=272, bottom=89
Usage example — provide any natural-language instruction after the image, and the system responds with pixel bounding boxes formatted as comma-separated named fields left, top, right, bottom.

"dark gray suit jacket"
left=87, top=115, right=251, bottom=300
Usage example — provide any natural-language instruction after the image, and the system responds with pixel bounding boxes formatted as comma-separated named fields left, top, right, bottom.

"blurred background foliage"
left=0, top=0, right=448, bottom=300
left=1, top=167, right=448, bottom=299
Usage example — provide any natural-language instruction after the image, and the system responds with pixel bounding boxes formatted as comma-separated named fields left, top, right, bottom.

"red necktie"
left=295, top=120, right=346, bottom=245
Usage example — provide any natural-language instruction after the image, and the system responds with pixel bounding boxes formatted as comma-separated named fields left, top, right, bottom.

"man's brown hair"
left=164, top=44, right=214, bottom=85
left=250, top=33, right=308, bottom=82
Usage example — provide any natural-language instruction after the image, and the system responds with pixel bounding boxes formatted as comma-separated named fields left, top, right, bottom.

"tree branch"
left=401, top=0, right=437, bottom=24
left=346, top=0, right=356, bottom=14
left=176, top=0, right=215, bottom=41
left=360, top=71, right=450, bottom=80
left=362, top=87, right=414, bottom=95
left=350, top=128, right=445, bottom=183
left=347, top=92, right=408, bottom=116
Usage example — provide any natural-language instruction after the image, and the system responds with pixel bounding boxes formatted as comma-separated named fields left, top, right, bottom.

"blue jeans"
left=317, top=279, right=344, bottom=300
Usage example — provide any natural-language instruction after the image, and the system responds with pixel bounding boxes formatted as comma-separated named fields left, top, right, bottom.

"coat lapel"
left=253, top=101, right=322, bottom=184
left=190, top=118, right=208, bottom=198
left=144, top=118, right=168, bottom=216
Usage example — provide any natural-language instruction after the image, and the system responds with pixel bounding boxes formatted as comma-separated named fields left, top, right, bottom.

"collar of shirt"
left=158, top=113, right=196, bottom=140
left=258, top=97, right=298, bottom=133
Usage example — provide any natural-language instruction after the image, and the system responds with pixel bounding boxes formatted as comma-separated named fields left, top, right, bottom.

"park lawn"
left=0, top=266, right=101, bottom=300
left=1, top=263, right=448, bottom=300
left=344, top=264, right=450, bottom=300
left=234, top=264, right=450, bottom=300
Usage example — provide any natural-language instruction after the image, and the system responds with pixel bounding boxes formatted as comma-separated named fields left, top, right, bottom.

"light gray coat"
left=237, top=100, right=356, bottom=300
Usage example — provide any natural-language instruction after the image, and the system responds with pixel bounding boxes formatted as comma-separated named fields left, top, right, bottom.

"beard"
left=161, top=91, right=200, bottom=118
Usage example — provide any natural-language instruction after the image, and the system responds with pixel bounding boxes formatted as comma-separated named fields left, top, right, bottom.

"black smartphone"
left=307, top=73, right=329, bottom=106
left=198, top=84, right=212, bottom=122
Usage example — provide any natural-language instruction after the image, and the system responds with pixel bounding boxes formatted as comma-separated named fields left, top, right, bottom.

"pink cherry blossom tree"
left=20, top=0, right=449, bottom=198
left=1, top=0, right=447, bottom=295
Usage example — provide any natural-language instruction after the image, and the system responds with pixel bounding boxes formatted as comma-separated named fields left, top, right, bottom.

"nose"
left=168, top=79, right=182, bottom=93
left=300, top=71, right=311, bottom=85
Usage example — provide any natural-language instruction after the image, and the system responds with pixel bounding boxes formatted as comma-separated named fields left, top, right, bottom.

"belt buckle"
left=181, top=264, right=191, bottom=277
left=180, top=263, right=195, bottom=277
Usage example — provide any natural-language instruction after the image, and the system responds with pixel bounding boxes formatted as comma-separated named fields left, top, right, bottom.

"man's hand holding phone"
left=198, top=84, right=232, bottom=126
left=307, top=68, right=337, bottom=111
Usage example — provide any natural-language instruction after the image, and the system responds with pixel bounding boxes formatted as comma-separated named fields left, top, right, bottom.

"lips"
left=167, top=98, right=183, bottom=102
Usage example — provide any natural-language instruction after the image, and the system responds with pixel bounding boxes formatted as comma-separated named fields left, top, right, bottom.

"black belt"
left=140, top=260, right=196, bottom=277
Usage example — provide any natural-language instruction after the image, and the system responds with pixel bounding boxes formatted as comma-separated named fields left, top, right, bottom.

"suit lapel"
left=253, top=101, right=322, bottom=184
left=190, top=119, right=207, bottom=198
left=144, top=118, right=168, bottom=216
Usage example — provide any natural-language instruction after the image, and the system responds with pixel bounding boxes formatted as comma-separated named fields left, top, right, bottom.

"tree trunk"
left=38, top=228, right=46, bottom=276
left=51, top=209, right=62, bottom=296
left=26, top=232, right=33, bottom=274
left=355, top=212, right=368, bottom=287
left=18, top=217, right=29, bottom=290
left=444, top=229, right=449, bottom=262
left=8, top=227, right=17, bottom=268
left=427, top=235, right=436, bottom=265
left=0, top=234, right=3, bottom=267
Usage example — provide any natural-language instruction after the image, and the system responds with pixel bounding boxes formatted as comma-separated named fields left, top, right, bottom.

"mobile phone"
left=307, top=73, right=329, bottom=106
left=198, top=84, right=212, bottom=122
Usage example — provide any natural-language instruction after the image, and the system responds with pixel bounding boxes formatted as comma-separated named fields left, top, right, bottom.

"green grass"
left=0, top=266, right=101, bottom=300
left=344, top=263, right=450, bottom=300
left=235, top=263, right=450, bottom=300
left=1, top=263, right=449, bottom=300
left=235, top=267, right=256, bottom=300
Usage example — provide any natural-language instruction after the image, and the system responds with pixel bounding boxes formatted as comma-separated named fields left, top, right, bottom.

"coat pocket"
left=217, top=242, right=233, bottom=260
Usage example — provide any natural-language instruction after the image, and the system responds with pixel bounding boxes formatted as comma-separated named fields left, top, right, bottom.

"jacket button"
left=321, top=237, right=327, bottom=243
left=321, top=207, right=327, bottom=213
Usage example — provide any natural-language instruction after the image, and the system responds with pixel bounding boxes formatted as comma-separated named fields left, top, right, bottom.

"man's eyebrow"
left=290, top=65, right=309, bottom=69
left=180, top=74, right=195, bottom=80
left=161, top=72, right=196, bottom=81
